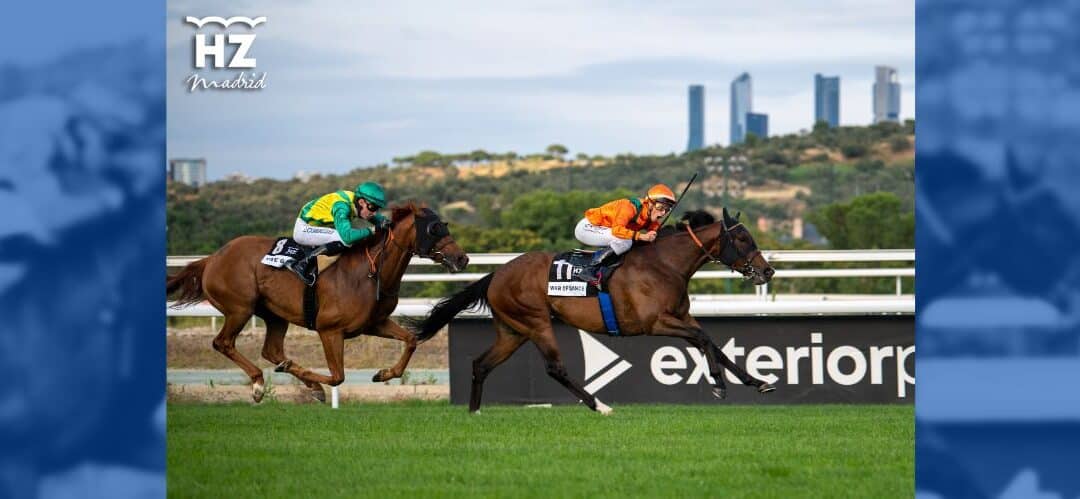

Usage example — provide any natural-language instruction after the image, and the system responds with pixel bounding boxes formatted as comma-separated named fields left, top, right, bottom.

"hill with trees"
left=168, top=121, right=914, bottom=295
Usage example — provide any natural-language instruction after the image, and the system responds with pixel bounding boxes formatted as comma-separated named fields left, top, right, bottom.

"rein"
left=366, top=228, right=397, bottom=301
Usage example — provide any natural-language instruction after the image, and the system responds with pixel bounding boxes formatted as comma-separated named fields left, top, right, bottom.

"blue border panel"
left=0, top=1, right=165, bottom=497
left=916, top=0, right=1080, bottom=496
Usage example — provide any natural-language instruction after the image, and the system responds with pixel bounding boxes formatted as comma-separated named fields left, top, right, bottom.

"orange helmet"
left=646, top=184, right=677, bottom=205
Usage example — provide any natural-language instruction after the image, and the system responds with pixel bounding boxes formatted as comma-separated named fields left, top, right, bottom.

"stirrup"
left=287, top=259, right=315, bottom=286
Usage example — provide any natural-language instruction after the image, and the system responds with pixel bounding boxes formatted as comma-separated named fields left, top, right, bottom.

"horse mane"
left=657, top=209, right=716, bottom=237
left=389, top=201, right=427, bottom=223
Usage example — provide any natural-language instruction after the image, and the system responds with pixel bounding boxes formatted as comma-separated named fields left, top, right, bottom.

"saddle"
left=261, top=238, right=343, bottom=330
left=548, top=249, right=623, bottom=296
left=261, top=238, right=342, bottom=285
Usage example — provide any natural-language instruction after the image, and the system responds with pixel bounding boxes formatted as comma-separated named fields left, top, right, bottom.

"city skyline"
left=167, top=0, right=914, bottom=179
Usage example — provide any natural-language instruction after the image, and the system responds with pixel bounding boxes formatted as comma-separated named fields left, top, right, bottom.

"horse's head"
left=391, top=205, right=469, bottom=272
left=718, top=207, right=774, bottom=285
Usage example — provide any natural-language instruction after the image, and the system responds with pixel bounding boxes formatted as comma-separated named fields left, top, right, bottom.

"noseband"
left=685, top=224, right=762, bottom=281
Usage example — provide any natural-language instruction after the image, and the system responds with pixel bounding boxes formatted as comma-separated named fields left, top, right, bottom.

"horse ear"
left=736, top=211, right=741, bottom=221
left=722, top=207, right=736, bottom=227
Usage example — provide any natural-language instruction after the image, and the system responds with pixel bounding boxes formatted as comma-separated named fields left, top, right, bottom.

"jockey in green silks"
left=284, top=181, right=390, bottom=284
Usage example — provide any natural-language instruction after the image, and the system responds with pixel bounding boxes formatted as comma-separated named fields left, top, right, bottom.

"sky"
left=166, top=0, right=914, bottom=180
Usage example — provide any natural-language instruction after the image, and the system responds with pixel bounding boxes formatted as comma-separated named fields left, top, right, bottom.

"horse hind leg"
left=469, top=317, right=526, bottom=413
left=531, top=328, right=611, bottom=415
left=260, top=314, right=325, bottom=403
left=211, top=311, right=266, bottom=403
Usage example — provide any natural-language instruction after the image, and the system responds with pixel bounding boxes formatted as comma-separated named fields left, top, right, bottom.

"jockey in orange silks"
left=573, top=184, right=677, bottom=283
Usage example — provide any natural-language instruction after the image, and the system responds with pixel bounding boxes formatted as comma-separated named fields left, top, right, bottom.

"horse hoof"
left=758, top=383, right=776, bottom=394
left=371, top=369, right=395, bottom=383
left=274, top=360, right=292, bottom=373
left=252, top=381, right=265, bottom=403
left=309, top=386, right=326, bottom=403
left=712, top=387, right=727, bottom=399
left=595, top=400, right=613, bottom=416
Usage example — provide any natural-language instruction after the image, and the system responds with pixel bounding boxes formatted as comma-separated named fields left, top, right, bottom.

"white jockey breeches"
left=293, top=218, right=347, bottom=247
left=574, top=218, right=634, bottom=255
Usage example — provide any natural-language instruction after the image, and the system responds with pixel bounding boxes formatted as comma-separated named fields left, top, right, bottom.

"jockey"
left=284, top=181, right=390, bottom=284
left=573, top=184, right=677, bottom=283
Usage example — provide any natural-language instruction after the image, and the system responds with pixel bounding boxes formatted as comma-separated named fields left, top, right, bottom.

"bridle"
left=388, top=211, right=455, bottom=264
left=685, top=223, right=763, bottom=281
left=368, top=211, right=455, bottom=301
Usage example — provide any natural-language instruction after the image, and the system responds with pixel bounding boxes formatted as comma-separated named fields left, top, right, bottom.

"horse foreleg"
left=713, top=346, right=775, bottom=393
left=260, top=315, right=325, bottom=402
left=365, top=319, right=417, bottom=382
left=673, top=315, right=775, bottom=393
left=651, top=314, right=730, bottom=399
left=271, top=329, right=346, bottom=402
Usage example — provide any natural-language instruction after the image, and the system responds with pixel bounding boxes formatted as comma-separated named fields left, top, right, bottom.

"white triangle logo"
left=579, top=330, right=619, bottom=380
left=579, top=330, right=633, bottom=394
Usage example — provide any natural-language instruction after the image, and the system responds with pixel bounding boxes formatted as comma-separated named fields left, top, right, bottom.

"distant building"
left=168, top=158, right=207, bottom=187
left=873, top=66, right=901, bottom=123
left=223, top=171, right=256, bottom=184
left=294, top=170, right=318, bottom=183
left=746, top=112, right=768, bottom=139
left=686, top=84, right=705, bottom=152
left=814, top=74, right=840, bottom=128
left=730, top=72, right=752, bottom=144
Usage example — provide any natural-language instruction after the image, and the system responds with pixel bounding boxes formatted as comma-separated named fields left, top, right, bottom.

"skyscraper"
left=746, top=112, right=769, bottom=139
left=687, top=84, right=704, bottom=151
left=873, top=66, right=901, bottom=123
left=814, top=74, right=840, bottom=128
left=730, top=72, right=752, bottom=145
left=169, top=158, right=208, bottom=187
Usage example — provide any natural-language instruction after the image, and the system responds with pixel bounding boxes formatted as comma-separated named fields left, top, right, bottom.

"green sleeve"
left=331, top=201, right=372, bottom=245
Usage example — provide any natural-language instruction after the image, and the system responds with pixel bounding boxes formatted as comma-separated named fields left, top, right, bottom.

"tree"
left=545, top=144, right=569, bottom=160
left=501, top=189, right=633, bottom=245
left=808, top=192, right=914, bottom=249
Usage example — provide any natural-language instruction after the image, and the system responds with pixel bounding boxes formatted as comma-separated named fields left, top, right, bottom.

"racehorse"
left=167, top=203, right=469, bottom=403
left=414, top=208, right=775, bottom=414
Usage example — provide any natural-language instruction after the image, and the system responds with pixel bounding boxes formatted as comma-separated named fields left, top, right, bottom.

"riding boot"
left=285, top=244, right=331, bottom=286
left=575, top=247, right=617, bottom=283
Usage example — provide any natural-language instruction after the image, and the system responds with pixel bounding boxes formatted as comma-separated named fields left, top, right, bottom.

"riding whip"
left=659, top=172, right=699, bottom=227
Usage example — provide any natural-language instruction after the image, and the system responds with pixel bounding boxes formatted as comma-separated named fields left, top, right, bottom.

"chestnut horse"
left=414, top=208, right=775, bottom=414
left=167, top=203, right=469, bottom=403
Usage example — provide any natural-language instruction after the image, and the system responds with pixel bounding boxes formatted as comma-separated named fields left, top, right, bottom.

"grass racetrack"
left=168, top=401, right=913, bottom=498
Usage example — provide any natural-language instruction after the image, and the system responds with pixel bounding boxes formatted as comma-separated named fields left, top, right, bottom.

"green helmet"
left=354, top=181, right=387, bottom=209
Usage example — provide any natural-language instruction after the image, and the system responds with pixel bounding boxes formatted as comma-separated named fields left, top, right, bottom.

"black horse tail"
left=413, top=273, right=494, bottom=343
left=167, top=257, right=209, bottom=308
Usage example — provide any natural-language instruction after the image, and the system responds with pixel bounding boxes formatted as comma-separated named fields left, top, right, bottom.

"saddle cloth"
left=261, top=237, right=305, bottom=267
left=261, top=238, right=340, bottom=273
left=548, top=250, right=622, bottom=335
left=547, top=250, right=623, bottom=296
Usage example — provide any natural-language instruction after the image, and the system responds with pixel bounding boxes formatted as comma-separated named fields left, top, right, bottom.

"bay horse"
left=414, top=208, right=775, bottom=414
left=167, top=203, right=468, bottom=403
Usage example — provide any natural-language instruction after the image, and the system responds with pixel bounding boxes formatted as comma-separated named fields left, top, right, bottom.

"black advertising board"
left=449, top=316, right=914, bottom=405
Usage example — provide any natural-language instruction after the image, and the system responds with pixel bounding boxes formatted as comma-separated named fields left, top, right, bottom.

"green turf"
left=168, top=401, right=913, bottom=498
